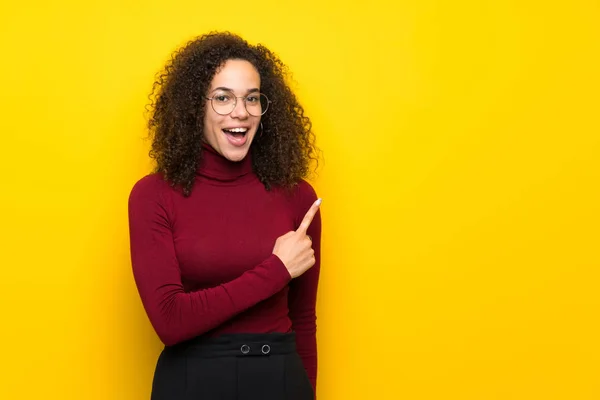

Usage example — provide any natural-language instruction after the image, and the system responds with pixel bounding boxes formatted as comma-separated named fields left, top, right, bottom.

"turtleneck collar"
left=196, top=143, right=254, bottom=185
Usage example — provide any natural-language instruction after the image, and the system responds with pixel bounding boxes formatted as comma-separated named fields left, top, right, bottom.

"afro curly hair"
left=146, top=31, right=319, bottom=196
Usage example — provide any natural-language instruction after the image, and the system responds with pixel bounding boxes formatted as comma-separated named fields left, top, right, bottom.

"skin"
left=202, top=58, right=322, bottom=278
left=273, top=198, right=322, bottom=278
left=203, top=59, right=262, bottom=162
left=149, top=33, right=318, bottom=198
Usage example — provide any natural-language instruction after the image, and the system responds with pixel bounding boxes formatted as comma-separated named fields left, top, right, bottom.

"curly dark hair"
left=146, top=31, right=318, bottom=196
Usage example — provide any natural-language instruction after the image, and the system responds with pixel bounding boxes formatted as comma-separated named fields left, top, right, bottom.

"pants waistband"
left=166, top=332, right=297, bottom=358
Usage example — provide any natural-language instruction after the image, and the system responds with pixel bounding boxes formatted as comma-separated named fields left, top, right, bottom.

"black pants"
left=151, top=332, right=314, bottom=400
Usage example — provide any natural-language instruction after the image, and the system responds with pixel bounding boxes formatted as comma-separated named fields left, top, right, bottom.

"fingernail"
left=315, top=198, right=322, bottom=206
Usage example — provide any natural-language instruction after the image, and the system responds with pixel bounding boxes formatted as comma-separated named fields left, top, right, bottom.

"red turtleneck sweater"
left=128, top=144, right=320, bottom=389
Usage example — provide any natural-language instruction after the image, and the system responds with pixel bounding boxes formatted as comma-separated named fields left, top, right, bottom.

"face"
left=203, top=59, right=262, bottom=162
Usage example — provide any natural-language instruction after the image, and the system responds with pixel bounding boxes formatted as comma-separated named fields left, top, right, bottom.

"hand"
left=272, top=198, right=322, bottom=278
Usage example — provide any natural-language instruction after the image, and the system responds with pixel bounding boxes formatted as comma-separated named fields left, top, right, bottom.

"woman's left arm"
left=288, top=181, right=322, bottom=392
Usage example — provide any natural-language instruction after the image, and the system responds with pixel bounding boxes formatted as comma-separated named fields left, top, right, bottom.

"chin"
left=222, top=147, right=250, bottom=162
left=220, top=135, right=254, bottom=162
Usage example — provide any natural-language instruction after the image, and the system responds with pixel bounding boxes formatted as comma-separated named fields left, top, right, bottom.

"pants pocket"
left=151, top=348, right=187, bottom=400
left=284, top=353, right=314, bottom=400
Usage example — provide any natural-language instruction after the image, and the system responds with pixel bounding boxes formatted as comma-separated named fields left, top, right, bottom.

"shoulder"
left=295, top=179, right=318, bottom=204
left=290, top=179, right=319, bottom=215
left=128, top=173, right=172, bottom=207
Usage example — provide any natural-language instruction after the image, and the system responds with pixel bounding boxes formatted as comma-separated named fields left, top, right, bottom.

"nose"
left=230, top=98, right=249, bottom=119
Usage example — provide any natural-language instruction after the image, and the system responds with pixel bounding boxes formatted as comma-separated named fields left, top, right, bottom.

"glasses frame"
left=205, top=90, right=271, bottom=117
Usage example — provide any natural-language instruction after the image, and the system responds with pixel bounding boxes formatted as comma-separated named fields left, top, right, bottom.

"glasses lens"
left=210, top=90, right=270, bottom=116
left=211, top=90, right=236, bottom=115
left=245, top=93, right=270, bottom=116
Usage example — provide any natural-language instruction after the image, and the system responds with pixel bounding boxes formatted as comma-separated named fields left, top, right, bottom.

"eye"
left=214, top=94, right=231, bottom=103
left=246, top=94, right=260, bottom=103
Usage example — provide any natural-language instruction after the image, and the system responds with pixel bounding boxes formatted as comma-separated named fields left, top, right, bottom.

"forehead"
left=209, top=59, right=261, bottom=91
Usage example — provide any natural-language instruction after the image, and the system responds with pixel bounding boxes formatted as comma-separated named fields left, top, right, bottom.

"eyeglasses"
left=206, top=89, right=271, bottom=116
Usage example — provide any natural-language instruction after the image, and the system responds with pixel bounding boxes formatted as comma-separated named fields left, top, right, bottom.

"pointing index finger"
left=296, top=198, right=322, bottom=235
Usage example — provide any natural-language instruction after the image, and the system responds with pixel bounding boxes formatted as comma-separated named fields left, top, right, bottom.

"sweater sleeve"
left=128, top=175, right=292, bottom=346
left=288, top=180, right=321, bottom=392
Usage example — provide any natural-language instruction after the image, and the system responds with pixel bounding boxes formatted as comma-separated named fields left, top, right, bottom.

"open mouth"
left=222, top=127, right=249, bottom=146
left=222, top=127, right=248, bottom=139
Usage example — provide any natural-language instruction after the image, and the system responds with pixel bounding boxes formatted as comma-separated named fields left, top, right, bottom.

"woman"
left=128, top=32, right=321, bottom=400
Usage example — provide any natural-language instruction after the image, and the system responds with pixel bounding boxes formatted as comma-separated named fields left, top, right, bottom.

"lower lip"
left=224, top=131, right=248, bottom=147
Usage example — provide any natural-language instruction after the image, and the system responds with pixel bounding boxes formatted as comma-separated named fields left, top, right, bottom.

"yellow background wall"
left=1, top=1, right=599, bottom=399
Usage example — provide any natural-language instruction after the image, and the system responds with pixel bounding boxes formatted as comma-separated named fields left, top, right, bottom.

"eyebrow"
left=211, top=87, right=260, bottom=94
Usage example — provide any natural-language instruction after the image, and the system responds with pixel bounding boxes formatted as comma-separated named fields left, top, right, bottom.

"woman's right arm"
left=127, top=176, right=292, bottom=346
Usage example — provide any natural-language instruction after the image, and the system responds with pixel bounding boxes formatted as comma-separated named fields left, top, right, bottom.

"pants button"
left=261, top=344, right=271, bottom=355
left=240, top=344, right=250, bottom=354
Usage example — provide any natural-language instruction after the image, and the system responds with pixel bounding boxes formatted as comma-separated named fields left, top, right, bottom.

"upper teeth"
left=227, top=128, right=247, bottom=133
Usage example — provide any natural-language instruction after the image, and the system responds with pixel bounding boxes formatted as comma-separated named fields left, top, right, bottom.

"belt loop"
left=240, top=344, right=250, bottom=355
